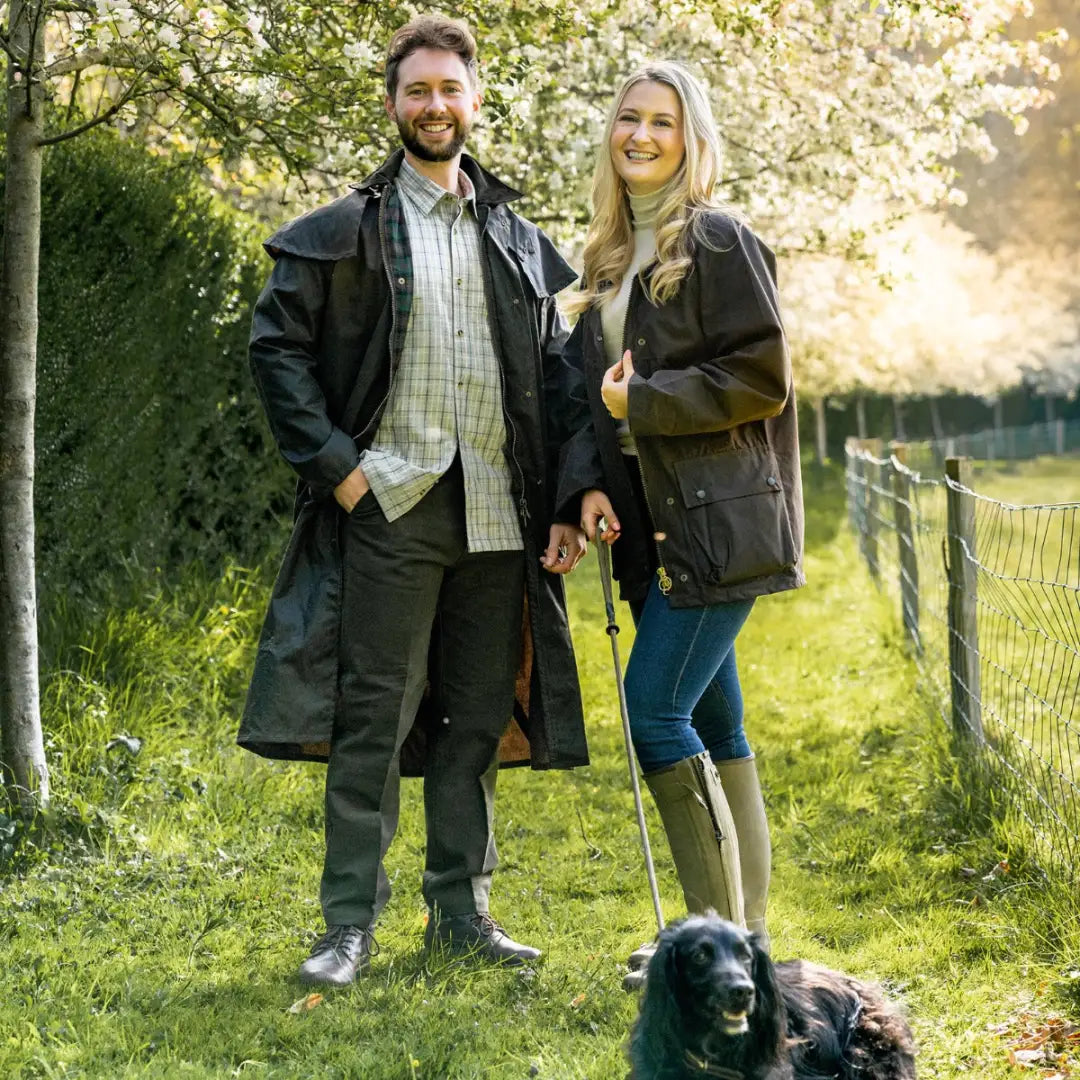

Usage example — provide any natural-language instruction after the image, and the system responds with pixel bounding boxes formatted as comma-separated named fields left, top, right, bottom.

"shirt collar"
left=397, top=157, right=476, bottom=216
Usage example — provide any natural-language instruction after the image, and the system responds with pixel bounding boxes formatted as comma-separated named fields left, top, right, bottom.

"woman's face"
left=609, top=79, right=685, bottom=196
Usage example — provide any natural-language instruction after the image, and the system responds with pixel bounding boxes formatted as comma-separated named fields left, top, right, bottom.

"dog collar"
left=682, top=1049, right=745, bottom=1079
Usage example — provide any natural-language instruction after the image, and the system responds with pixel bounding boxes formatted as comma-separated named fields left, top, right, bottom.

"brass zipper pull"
left=657, top=566, right=673, bottom=595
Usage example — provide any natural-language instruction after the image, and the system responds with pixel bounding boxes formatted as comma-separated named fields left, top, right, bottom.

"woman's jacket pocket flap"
left=673, top=449, right=783, bottom=508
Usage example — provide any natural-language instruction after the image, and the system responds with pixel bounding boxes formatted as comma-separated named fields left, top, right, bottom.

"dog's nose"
left=727, top=982, right=754, bottom=1010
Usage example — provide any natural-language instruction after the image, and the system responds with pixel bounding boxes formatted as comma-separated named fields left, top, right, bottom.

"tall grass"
left=2, top=466, right=1078, bottom=1079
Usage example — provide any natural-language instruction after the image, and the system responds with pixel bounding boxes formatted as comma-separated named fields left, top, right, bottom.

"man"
left=238, top=15, right=589, bottom=987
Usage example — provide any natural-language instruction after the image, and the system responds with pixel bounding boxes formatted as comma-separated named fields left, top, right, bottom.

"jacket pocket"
left=673, top=448, right=795, bottom=586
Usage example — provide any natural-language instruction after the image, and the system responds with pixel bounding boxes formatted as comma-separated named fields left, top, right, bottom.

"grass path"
left=2, top=468, right=1077, bottom=1079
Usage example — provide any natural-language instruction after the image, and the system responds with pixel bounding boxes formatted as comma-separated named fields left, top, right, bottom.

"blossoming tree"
left=0, top=0, right=1064, bottom=812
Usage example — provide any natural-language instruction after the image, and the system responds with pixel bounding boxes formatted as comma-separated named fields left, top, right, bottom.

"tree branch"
left=0, top=29, right=21, bottom=65
left=38, top=69, right=146, bottom=146
left=45, top=47, right=149, bottom=77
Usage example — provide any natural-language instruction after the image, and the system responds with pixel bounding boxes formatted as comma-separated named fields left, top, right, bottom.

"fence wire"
left=846, top=442, right=1080, bottom=878
left=899, top=418, right=1080, bottom=476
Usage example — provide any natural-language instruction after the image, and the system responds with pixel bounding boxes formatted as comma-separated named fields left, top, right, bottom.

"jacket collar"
left=351, top=148, right=522, bottom=206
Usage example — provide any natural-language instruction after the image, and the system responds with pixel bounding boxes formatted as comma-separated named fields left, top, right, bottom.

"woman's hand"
left=601, top=349, right=635, bottom=420
left=580, top=489, right=620, bottom=545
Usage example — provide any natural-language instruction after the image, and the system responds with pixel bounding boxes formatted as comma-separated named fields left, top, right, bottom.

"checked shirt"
left=360, top=158, right=522, bottom=553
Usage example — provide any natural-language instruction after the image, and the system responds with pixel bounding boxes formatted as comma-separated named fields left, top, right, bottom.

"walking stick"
left=595, top=519, right=665, bottom=935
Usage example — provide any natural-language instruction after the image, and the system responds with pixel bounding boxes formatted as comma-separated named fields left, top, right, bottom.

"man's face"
left=386, top=47, right=481, bottom=163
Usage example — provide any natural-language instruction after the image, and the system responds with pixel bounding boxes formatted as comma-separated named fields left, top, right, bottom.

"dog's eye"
left=690, top=942, right=715, bottom=966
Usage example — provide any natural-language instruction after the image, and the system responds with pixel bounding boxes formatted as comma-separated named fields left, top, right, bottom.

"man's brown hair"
left=384, top=15, right=478, bottom=96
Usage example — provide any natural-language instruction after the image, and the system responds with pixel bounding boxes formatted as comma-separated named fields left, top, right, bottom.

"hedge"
left=1, top=130, right=292, bottom=598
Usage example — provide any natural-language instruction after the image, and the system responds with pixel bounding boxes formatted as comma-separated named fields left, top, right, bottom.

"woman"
left=556, top=61, right=805, bottom=986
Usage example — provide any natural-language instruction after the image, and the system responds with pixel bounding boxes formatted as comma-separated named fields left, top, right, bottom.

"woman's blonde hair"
left=565, top=60, right=738, bottom=316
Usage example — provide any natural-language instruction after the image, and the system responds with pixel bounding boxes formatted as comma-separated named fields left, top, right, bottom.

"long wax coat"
left=238, top=151, right=589, bottom=774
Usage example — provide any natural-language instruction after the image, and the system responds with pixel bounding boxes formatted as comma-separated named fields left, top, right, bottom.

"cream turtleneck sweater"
left=599, top=183, right=670, bottom=455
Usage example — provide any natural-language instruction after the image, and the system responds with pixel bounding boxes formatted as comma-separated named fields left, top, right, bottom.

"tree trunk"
left=812, top=397, right=828, bottom=464
left=0, top=0, right=49, bottom=813
left=855, top=394, right=868, bottom=438
left=992, top=396, right=1004, bottom=433
left=892, top=395, right=907, bottom=441
left=929, top=396, right=945, bottom=441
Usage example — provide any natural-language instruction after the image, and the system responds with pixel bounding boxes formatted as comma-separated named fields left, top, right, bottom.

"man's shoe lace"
left=312, top=925, right=379, bottom=957
left=469, top=914, right=501, bottom=939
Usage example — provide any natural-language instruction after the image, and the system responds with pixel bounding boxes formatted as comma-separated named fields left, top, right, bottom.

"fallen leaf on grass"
left=995, top=1012, right=1080, bottom=1077
left=1011, top=1048, right=1047, bottom=1067
left=569, top=992, right=586, bottom=1008
left=288, top=993, right=324, bottom=1014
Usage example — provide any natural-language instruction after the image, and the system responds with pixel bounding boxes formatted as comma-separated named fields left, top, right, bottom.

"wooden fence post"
left=890, top=443, right=920, bottom=651
left=865, top=438, right=882, bottom=579
left=1056, top=418, right=1066, bottom=457
left=945, top=457, right=983, bottom=744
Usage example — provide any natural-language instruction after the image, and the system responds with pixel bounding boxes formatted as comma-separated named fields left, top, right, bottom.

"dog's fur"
left=629, top=915, right=916, bottom=1080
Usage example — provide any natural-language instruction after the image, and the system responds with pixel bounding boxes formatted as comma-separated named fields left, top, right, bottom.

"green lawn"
left=2, top=466, right=1078, bottom=1079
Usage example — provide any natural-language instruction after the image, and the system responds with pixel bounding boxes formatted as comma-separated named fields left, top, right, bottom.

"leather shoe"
left=424, top=912, right=540, bottom=967
left=623, top=965, right=648, bottom=991
left=298, top=924, right=377, bottom=986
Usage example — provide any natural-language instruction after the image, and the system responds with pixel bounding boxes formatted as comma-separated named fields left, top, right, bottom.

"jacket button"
left=679, top=573, right=688, bottom=582
left=513, top=298, right=520, bottom=304
left=695, top=489, right=706, bottom=499
left=637, top=337, right=645, bottom=346
left=397, top=277, right=405, bottom=285
left=767, top=475, right=779, bottom=488
left=524, top=390, right=533, bottom=398
left=666, top=496, right=674, bottom=506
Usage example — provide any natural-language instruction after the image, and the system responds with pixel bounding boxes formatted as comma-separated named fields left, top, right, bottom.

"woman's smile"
left=610, top=79, right=686, bottom=194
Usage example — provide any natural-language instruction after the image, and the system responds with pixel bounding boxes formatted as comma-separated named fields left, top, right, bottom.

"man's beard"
left=397, top=115, right=470, bottom=162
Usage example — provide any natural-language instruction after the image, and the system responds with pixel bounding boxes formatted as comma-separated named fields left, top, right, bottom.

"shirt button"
left=457, top=380, right=464, bottom=388
left=456, top=278, right=463, bottom=286
left=665, top=496, right=674, bottom=506
left=513, top=298, right=520, bottom=305
left=767, top=475, right=779, bottom=488
left=456, top=329, right=464, bottom=337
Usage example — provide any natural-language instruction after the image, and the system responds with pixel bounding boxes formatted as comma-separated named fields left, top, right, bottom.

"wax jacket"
left=239, top=150, right=589, bottom=772
left=557, top=212, right=805, bottom=607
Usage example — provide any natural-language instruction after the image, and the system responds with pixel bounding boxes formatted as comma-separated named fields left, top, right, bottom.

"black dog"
left=629, top=914, right=916, bottom=1080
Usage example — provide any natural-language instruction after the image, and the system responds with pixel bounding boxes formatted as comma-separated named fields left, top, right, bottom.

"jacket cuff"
left=287, top=425, right=360, bottom=495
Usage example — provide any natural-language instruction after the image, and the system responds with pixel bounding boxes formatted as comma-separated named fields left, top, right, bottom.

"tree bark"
left=1, top=0, right=49, bottom=813
left=929, top=396, right=945, bottom=441
left=813, top=396, right=828, bottom=464
left=855, top=394, right=868, bottom=438
left=892, top=395, right=906, bottom=441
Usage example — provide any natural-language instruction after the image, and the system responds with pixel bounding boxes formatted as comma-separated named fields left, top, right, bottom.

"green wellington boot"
left=624, top=752, right=746, bottom=991
left=715, top=754, right=772, bottom=950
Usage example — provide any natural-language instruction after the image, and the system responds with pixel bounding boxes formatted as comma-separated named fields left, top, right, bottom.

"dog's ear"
left=628, top=930, right=685, bottom=1076
left=748, top=931, right=785, bottom=1064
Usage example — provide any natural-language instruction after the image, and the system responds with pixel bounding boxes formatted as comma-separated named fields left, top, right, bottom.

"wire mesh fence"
left=897, top=418, right=1080, bottom=477
left=845, top=436, right=1080, bottom=879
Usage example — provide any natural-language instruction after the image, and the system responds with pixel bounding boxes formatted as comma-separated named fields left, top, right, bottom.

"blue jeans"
left=625, top=579, right=755, bottom=773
